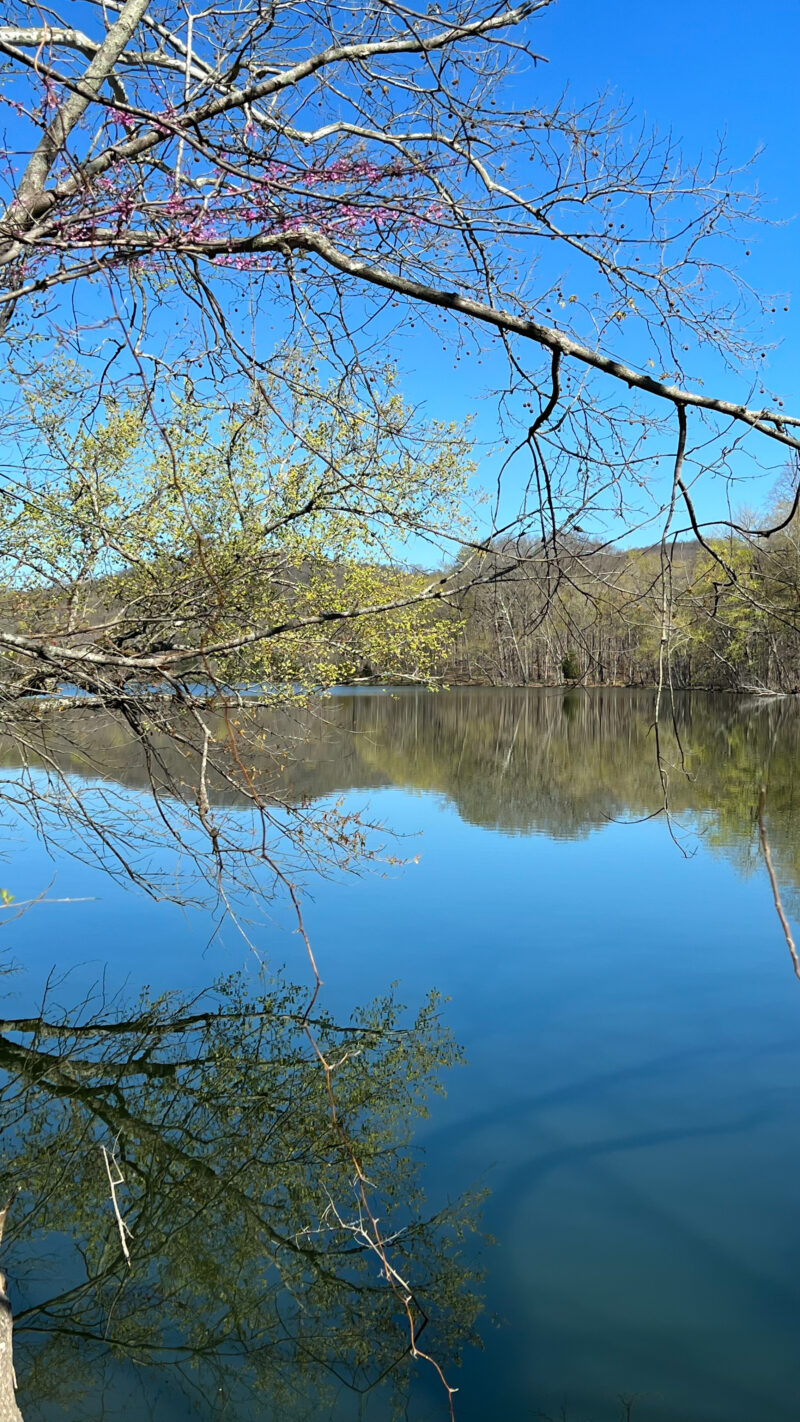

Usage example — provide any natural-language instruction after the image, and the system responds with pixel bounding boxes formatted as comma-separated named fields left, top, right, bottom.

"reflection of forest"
left=302, top=690, right=800, bottom=902
left=4, top=687, right=800, bottom=890
left=0, top=697, right=388, bottom=808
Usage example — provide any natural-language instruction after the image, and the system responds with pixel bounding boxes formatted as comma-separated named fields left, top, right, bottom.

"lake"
left=2, top=688, right=800, bottom=1422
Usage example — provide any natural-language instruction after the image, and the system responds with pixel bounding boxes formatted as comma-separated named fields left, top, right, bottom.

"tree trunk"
left=0, top=1198, right=22, bottom=1422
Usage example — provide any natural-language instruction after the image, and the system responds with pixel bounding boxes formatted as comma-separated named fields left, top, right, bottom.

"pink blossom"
left=164, top=192, right=190, bottom=217
left=107, top=107, right=136, bottom=131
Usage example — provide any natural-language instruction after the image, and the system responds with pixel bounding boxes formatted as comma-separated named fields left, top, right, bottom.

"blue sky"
left=389, top=0, right=800, bottom=547
left=539, top=0, right=798, bottom=382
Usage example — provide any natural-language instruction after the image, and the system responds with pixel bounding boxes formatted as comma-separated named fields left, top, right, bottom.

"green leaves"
left=5, top=358, right=475, bottom=695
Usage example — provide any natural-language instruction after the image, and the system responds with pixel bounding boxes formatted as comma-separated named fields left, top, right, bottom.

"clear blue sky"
left=391, top=0, right=800, bottom=548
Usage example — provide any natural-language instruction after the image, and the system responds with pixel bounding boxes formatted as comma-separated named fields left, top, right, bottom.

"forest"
left=216, top=504, right=800, bottom=693
left=434, top=510, right=800, bottom=692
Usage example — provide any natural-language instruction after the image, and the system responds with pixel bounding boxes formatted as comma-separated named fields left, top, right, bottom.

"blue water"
left=3, top=689, right=800, bottom=1422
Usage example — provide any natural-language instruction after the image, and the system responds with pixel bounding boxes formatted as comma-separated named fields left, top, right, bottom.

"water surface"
left=2, top=689, right=800, bottom=1422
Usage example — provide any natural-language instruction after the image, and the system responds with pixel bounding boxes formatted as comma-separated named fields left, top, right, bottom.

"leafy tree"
left=560, top=649, right=581, bottom=683
left=0, top=362, right=479, bottom=899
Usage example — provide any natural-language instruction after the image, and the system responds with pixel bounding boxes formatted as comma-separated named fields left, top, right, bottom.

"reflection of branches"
left=756, top=784, right=800, bottom=981
left=0, top=972, right=481, bottom=1418
left=652, top=405, right=693, bottom=854
left=100, top=1144, right=132, bottom=1268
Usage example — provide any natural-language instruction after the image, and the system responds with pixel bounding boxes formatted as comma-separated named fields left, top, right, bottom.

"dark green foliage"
left=561, top=649, right=581, bottom=681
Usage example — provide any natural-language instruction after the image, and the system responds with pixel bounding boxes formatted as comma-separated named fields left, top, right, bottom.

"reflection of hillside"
left=362, top=688, right=800, bottom=904
left=0, top=698, right=390, bottom=807
left=3, top=688, right=800, bottom=892
left=333, top=689, right=800, bottom=902
left=346, top=688, right=656, bottom=837
left=333, top=687, right=783, bottom=828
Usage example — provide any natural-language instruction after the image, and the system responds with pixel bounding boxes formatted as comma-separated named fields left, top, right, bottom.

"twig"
left=100, top=1143, right=133, bottom=1266
left=757, top=785, right=800, bottom=980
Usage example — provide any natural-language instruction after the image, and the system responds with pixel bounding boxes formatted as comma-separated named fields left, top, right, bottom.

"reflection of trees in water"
left=0, top=697, right=389, bottom=900
left=0, top=975, right=480, bottom=1421
left=327, top=690, right=800, bottom=900
left=5, top=689, right=800, bottom=893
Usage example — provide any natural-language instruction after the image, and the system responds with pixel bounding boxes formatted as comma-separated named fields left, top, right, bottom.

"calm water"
left=3, top=689, right=800, bottom=1422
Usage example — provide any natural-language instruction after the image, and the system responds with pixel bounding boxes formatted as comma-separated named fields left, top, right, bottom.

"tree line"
left=424, top=507, right=800, bottom=693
